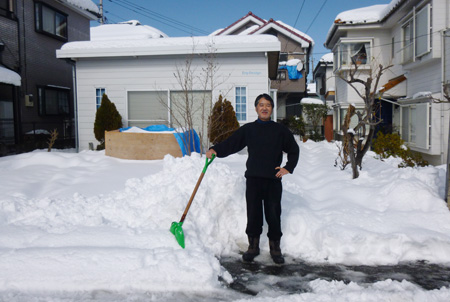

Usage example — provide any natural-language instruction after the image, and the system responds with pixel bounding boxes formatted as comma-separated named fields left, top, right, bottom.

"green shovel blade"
left=170, top=221, right=185, bottom=248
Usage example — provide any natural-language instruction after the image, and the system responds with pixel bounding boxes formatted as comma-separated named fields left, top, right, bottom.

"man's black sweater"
left=212, top=119, right=299, bottom=180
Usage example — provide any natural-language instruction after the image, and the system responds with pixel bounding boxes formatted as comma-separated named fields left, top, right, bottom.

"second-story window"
left=35, top=2, right=68, bottom=40
left=0, top=0, right=14, bottom=18
left=401, top=4, right=431, bottom=63
left=333, top=40, right=372, bottom=71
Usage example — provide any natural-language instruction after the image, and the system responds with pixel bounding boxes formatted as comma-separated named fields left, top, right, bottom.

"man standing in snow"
left=206, top=93, right=299, bottom=264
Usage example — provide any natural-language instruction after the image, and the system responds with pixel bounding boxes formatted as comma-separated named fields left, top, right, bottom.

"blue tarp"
left=279, top=65, right=303, bottom=80
left=119, top=125, right=201, bottom=156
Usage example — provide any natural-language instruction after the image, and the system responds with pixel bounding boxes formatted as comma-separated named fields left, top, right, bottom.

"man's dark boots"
left=242, top=236, right=260, bottom=262
left=269, top=240, right=285, bottom=264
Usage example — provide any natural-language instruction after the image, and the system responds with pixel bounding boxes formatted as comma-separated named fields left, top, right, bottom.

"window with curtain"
left=335, top=40, right=371, bottom=70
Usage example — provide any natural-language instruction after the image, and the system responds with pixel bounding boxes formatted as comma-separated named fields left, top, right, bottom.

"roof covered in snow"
left=320, top=53, right=333, bottom=63
left=57, top=34, right=281, bottom=59
left=65, top=0, right=99, bottom=13
left=91, top=20, right=168, bottom=40
left=212, top=12, right=314, bottom=48
left=0, top=65, right=21, bottom=86
left=301, top=97, right=324, bottom=105
left=326, top=0, right=404, bottom=44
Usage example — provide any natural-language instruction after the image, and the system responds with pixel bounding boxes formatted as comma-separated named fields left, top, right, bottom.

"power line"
left=305, top=0, right=328, bottom=34
left=105, top=0, right=209, bottom=35
left=310, top=28, right=445, bottom=65
left=283, top=0, right=306, bottom=53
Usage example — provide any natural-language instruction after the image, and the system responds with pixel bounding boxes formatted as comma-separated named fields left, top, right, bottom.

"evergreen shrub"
left=372, top=132, right=428, bottom=168
left=286, top=115, right=306, bottom=137
left=208, top=95, right=240, bottom=145
left=94, top=94, right=123, bottom=150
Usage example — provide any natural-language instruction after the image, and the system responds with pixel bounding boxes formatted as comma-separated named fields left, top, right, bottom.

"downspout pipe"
left=65, top=59, right=79, bottom=152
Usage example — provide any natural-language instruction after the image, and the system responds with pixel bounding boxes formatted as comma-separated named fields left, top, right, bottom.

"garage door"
left=127, top=91, right=169, bottom=128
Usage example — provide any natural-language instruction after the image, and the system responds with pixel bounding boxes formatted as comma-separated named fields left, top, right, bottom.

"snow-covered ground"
left=1, top=139, right=450, bottom=301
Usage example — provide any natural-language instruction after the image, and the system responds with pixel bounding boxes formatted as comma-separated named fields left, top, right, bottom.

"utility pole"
left=99, top=0, right=104, bottom=24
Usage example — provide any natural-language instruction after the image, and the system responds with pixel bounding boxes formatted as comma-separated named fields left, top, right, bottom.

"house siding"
left=74, top=53, right=270, bottom=150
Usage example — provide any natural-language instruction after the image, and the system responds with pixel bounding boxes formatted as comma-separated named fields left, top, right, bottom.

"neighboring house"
left=56, top=21, right=280, bottom=151
left=313, top=53, right=335, bottom=142
left=211, top=12, right=314, bottom=121
left=0, top=0, right=99, bottom=155
left=313, top=53, right=335, bottom=105
left=325, top=0, right=450, bottom=165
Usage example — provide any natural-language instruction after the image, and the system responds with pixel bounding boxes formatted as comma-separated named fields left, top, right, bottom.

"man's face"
left=255, top=98, right=273, bottom=121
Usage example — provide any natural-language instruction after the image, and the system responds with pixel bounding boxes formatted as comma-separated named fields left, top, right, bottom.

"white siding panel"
left=406, top=60, right=441, bottom=95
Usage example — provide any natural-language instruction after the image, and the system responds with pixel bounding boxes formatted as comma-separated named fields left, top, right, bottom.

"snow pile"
left=1, top=141, right=450, bottom=299
left=91, top=20, right=168, bottom=40
left=65, top=0, right=99, bottom=13
left=0, top=66, right=21, bottom=86
left=334, top=0, right=403, bottom=24
left=301, top=97, right=324, bottom=105
left=413, top=91, right=432, bottom=99
left=320, top=53, right=333, bottom=63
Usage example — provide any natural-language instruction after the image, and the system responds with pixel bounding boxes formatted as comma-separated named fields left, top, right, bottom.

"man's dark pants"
left=245, top=177, right=283, bottom=240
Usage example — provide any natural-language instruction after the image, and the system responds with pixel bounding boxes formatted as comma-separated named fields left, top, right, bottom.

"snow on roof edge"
left=0, top=66, right=21, bottom=86
left=64, top=0, right=99, bottom=14
left=57, top=35, right=281, bottom=59
left=325, top=0, right=404, bottom=47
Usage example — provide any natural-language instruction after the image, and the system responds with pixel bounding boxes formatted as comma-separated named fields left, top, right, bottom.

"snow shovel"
left=170, top=154, right=215, bottom=248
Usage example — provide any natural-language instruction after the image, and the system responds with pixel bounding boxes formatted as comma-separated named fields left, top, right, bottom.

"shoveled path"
left=220, top=254, right=450, bottom=296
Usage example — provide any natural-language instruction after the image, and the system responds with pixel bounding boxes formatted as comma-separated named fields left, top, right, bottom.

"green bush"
left=208, top=95, right=240, bottom=145
left=302, top=103, right=328, bottom=142
left=285, top=115, right=306, bottom=137
left=372, top=132, right=428, bottom=168
left=94, top=94, right=123, bottom=150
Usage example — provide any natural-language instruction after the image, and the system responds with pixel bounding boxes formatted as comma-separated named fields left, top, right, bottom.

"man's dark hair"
left=254, top=93, right=274, bottom=108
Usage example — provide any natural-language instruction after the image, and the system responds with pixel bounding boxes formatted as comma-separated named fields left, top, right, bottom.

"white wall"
left=406, top=60, right=442, bottom=96
left=75, top=52, right=270, bottom=150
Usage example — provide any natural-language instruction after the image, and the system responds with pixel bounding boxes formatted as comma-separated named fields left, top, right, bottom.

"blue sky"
left=92, top=0, right=391, bottom=76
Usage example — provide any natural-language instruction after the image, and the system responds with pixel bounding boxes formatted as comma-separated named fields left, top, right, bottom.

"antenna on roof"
left=99, top=0, right=104, bottom=24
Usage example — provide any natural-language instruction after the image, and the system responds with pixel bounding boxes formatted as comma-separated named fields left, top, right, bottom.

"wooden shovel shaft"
left=179, top=171, right=205, bottom=223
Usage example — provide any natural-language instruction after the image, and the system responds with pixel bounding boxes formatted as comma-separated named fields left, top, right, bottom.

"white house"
left=56, top=21, right=280, bottom=151
left=325, top=0, right=450, bottom=165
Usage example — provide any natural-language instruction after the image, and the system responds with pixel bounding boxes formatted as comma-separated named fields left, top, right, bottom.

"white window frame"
left=95, top=88, right=106, bottom=110
left=235, top=86, right=247, bottom=122
left=401, top=3, right=431, bottom=64
left=400, top=102, right=430, bottom=149
left=333, top=39, right=373, bottom=71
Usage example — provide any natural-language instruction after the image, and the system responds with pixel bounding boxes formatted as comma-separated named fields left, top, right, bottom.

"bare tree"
left=47, top=129, right=58, bottom=152
left=162, top=39, right=231, bottom=155
left=336, top=61, right=393, bottom=178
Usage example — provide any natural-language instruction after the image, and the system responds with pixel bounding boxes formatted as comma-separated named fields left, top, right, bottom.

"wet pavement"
left=220, top=255, right=450, bottom=296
